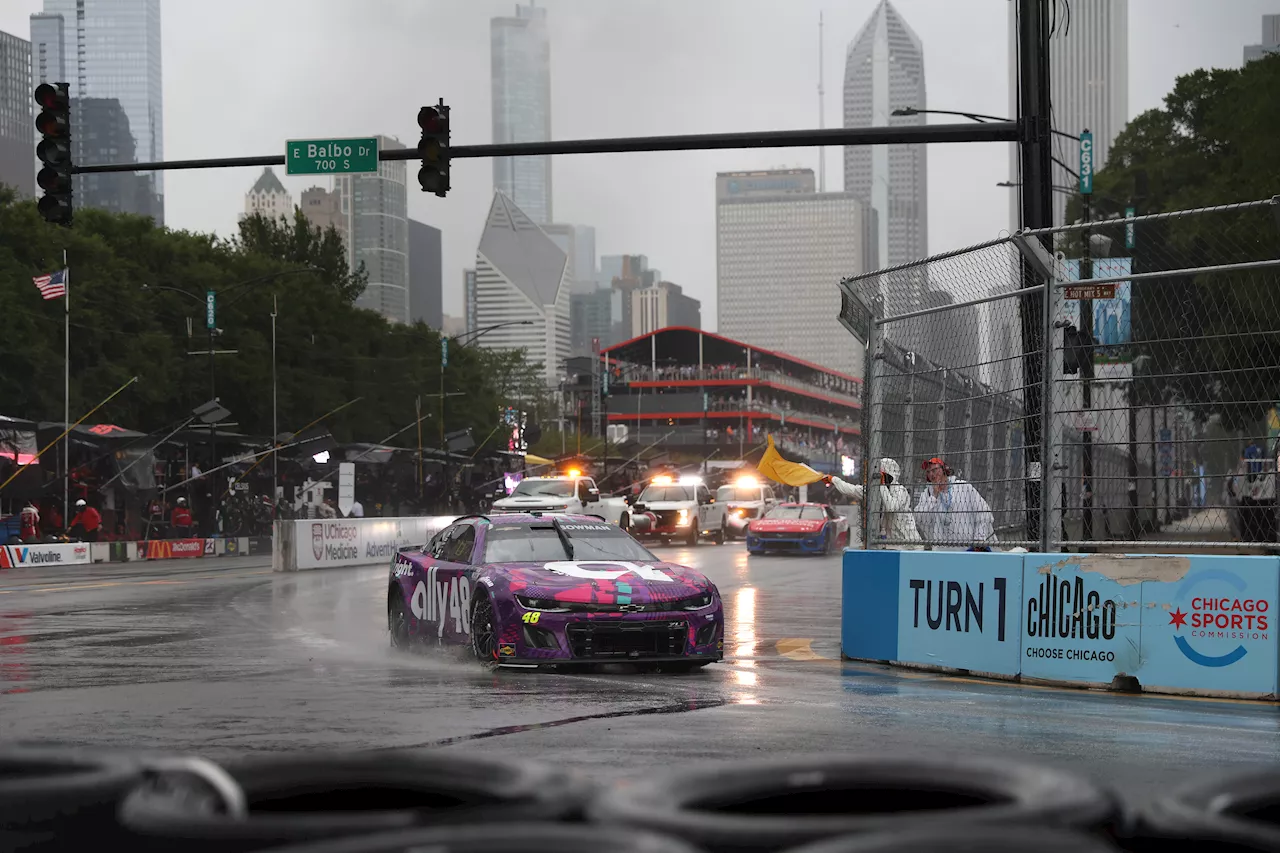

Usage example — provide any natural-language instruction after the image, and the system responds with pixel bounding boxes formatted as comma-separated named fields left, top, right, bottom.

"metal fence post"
left=1043, top=268, right=1066, bottom=552
left=963, top=377, right=974, bottom=481
left=864, top=295, right=885, bottom=548
left=936, top=367, right=948, bottom=462
left=903, top=353, right=916, bottom=478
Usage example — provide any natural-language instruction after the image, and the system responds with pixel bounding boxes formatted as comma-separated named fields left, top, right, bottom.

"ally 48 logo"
left=1167, top=568, right=1270, bottom=668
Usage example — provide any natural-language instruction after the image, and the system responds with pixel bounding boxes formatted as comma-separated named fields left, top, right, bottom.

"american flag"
left=33, top=269, right=67, bottom=300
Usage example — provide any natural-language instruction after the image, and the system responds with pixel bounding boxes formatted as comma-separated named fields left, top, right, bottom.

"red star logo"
left=1169, top=608, right=1187, bottom=629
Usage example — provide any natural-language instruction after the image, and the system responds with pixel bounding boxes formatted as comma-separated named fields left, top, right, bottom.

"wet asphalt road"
left=2, top=543, right=1279, bottom=802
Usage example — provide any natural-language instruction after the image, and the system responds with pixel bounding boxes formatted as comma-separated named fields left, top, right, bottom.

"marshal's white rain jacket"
left=829, top=458, right=923, bottom=549
left=914, top=475, right=996, bottom=549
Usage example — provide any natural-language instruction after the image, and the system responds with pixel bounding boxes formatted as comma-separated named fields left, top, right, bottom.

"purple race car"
left=386, top=512, right=724, bottom=671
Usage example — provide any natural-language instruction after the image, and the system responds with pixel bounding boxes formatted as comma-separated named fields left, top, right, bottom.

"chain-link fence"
left=840, top=194, right=1280, bottom=552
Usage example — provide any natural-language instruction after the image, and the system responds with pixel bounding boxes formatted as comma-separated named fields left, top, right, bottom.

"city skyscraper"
left=242, top=167, right=292, bottom=222
left=716, top=169, right=875, bottom=379
left=408, top=218, right=443, bottom=329
left=473, top=192, right=570, bottom=386
left=632, top=281, right=701, bottom=338
left=543, top=223, right=596, bottom=291
left=334, top=136, right=409, bottom=324
left=33, top=0, right=164, bottom=223
left=1244, top=14, right=1280, bottom=64
left=1006, top=0, right=1128, bottom=230
left=73, top=97, right=159, bottom=218
left=0, top=30, right=33, bottom=196
left=843, top=0, right=927, bottom=269
left=491, top=2, right=552, bottom=224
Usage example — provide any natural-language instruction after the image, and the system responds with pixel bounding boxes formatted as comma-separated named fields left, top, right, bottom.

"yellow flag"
left=757, top=434, right=825, bottom=487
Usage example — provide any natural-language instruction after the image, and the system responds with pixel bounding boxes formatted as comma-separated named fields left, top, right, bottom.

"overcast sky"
left=1, top=0, right=1273, bottom=329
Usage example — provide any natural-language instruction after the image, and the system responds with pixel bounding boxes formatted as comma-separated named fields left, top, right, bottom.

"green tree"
left=1063, top=52, right=1280, bottom=429
left=0, top=196, right=537, bottom=454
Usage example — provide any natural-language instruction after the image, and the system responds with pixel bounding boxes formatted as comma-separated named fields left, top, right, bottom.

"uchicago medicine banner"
left=283, top=516, right=456, bottom=571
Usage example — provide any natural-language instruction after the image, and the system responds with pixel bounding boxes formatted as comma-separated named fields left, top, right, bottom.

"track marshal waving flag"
left=757, top=434, right=825, bottom=487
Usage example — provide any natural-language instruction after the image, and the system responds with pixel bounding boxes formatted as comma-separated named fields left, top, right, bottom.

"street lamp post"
left=271, top=294, right=278, bottom=517
left=142, top=266, right=323, bottom=527
left=441, top=320, right=535, bottom=509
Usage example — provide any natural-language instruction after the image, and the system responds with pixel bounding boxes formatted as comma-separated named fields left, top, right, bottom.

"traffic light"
left=34, top=82, right=73, bottom=226
left=417, top=101, right=450, bottom=197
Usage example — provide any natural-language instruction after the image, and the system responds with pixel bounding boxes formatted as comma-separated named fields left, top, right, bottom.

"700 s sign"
left=286, top=137, right=379, bottom=176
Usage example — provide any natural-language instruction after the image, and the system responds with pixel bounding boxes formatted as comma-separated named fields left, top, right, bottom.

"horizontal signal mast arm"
left=71, top=122, right=1018, bottom=175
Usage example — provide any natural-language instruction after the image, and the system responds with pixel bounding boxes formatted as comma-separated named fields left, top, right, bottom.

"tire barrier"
left=0, top=746, right=148, bottom=851
left=119, top=751, right=584, bottom=852
left=9, top=745, right=1265, bottom=852
left=784, top=825, right=1123, bottom=853
left=254, top=824, right=706, bottom=853
left=586, top=754, right=1121, bottom=852
left=1132, top=770, right=1280, bottom=852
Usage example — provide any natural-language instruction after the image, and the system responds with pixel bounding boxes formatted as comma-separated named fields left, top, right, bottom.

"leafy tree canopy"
left=1063, top=53, right=1280, bottom=429
left=0, top=195, right=539, bottom=452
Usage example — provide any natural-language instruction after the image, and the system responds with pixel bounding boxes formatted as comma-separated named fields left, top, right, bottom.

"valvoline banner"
left=0, top=542, right=90, bottom=569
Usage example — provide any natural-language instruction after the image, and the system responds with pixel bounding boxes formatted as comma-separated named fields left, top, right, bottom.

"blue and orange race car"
left=387, top=513, right=724, bottom=671
left=744, top=502, right=850, bottom=556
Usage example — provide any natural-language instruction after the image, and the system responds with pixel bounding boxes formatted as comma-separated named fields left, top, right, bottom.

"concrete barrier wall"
left=1, top=537, right=272, bottom=568
left=842, top=550, right=1280, bottom=700
left=273, top=516, right=457, bottom=572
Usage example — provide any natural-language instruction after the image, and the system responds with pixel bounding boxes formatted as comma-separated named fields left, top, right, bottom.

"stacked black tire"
left=5, top=747, right=1280, bottom=851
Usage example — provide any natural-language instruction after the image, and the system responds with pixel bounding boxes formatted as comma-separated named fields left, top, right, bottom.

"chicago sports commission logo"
left=1167, top=568, right=1269, bottom=668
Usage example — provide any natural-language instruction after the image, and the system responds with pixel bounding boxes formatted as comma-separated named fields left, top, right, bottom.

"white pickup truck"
left=490, top=475, right=632, bottom=527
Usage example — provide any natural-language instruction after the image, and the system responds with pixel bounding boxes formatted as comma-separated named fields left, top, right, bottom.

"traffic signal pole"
left=1079, top=131, right=1095, bottom=549
left=71, top=122, right=1018, bottom=177
left=1016, top=0, right=1056, bottom=552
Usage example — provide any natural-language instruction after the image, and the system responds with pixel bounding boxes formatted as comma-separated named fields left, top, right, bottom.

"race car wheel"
left=388, top=589, right=412, bottom=651
left=822, top=528, right=834, bottom=556
left=470, top=593, right=500, bottom=666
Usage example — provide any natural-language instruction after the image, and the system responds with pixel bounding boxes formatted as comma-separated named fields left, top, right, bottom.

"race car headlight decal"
left=681, top=592, right=714, bottom=610
left=515, top=595, right=571, bottom=612
left=677, top=509, right=691, bottom=526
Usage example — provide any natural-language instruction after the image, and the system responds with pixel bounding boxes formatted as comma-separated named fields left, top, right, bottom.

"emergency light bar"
left=734, top=475, right=759, bottom=488
left=651, top=475, right=674, bottom=485
left=677, top=476, right=703, bottom=486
